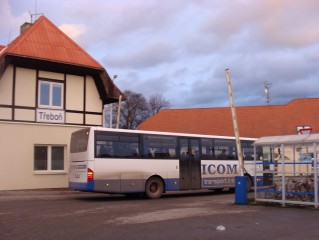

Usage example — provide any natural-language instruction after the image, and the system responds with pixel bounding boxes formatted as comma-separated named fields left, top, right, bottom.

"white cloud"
left=0, top=0, right=30, bottom=44
left=2, top=0, right=319, bottom=109
left=59, top=23, right=86, bottom=40
left=106, top=41, right=176, bottom=69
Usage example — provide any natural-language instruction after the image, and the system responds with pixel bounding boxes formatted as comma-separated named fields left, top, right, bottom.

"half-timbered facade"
left=0, top=16, right=122, bottom=190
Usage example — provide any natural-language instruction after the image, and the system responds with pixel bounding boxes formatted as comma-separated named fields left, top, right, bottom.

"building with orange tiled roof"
left=0, top=16, right=123, bottom=190
left=0, top=16, right=122, bottom=104
left=138, top=98, right=319, bottom=138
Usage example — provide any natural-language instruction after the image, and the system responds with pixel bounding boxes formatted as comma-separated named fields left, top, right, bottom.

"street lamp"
left=109, top=75, right=118, bottom=128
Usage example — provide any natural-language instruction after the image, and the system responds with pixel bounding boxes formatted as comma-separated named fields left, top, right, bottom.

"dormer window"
left=38, top=81, right=63, bottom=109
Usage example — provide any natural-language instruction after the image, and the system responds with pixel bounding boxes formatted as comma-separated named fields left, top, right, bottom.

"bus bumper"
left=69, top=181, right=94, bottom=191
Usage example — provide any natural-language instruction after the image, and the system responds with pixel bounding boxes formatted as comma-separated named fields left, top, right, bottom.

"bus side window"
left=96, top=141, right=113, bottom=158
left=131, top=148, right=138, bottom=157
left=242, top=140, right=255, bottom=160
left=148, top=148, right=156, bottom=158
left=143, top=135, right=177, bottom=159
left=201, top=139, right=215, bottom=160
left=99, top=144, right=107, bottom=157
left=215, top=139, right=237, bottom=160
left=244, top=155, right=254, bottom=160
left=218, top=149, right=227, bottom=159
left=210, top=147, right=216, bottom=159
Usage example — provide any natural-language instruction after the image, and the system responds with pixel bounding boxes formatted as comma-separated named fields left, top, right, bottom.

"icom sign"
left=36, top=109, right=65, bottom=123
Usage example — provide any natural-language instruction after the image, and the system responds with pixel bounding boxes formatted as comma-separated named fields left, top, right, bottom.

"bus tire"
left=145, top=177, right=164, bottom=199
left=213, top=188, right=224, bottom=193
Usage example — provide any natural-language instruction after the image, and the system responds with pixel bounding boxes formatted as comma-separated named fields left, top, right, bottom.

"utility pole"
left=225, top=69, right=244, bottom=176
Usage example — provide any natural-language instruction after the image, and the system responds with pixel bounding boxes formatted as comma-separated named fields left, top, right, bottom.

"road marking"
left=107, top=208, right=256, bottom=225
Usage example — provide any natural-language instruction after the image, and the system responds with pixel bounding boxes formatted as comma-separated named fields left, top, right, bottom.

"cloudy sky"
left=1, top=0, right=319, bottom=109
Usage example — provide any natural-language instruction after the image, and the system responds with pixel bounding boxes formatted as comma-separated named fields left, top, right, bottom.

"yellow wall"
left=15, top=67, right=36, bottom=107
left=86, top=76, right=102, bottom=113
left=15, top=109, right=35, bottom=121
left=39, top=70, right=64, bottom=80
left=86, top=114, right=102, bottom=125
left=0, top=65, right=105, bottom=190
left=66, top=74, right=84, bottom=111
left=0, top=65, right=103, bottom=125
left=0, top=108, right=12, bottom=120
left=65, top=112, right=83, bottom=124
left=0, top=65, right=13, bottom=105
left=0, top=122, right=84, bottom=190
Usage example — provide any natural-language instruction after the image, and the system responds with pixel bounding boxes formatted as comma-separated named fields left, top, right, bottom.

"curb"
left=0, top=188, right=77, bottom=196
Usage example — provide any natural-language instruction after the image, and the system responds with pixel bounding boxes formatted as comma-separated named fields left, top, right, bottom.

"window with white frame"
left=38, top=81, right=63, bottom=108
left=34, top=145, right=65, bottom=171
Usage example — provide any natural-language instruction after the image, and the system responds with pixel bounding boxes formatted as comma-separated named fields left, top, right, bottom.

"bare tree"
left=120, top=90, right=149, bottom=129
left=148, top=92, right=170, bottom=115
left=118, top=90, right=171, bottom=129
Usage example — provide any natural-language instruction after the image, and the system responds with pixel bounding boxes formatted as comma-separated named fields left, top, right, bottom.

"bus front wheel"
left=145, top=177, right=164, bottom=199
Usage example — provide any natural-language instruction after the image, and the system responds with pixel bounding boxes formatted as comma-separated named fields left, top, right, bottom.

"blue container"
left=235, top=176, right=247, bottom=205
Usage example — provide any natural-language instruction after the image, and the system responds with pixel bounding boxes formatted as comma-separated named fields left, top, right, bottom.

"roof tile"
left=138, top=98, right=319, bottom=138
left=2, top=16, right=103, bottom=69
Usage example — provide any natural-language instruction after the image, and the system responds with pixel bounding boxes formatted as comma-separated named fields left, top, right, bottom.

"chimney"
left=20, top=22, right=32, bottom=34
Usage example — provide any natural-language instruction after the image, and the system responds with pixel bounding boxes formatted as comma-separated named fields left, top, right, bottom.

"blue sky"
left=1, top=0, right=319, bottom=108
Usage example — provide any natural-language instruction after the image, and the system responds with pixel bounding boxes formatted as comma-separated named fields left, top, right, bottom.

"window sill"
left=33, top=171, right=67, bottom=175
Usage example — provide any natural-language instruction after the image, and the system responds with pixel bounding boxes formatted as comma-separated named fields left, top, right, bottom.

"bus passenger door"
left=179, top=138, right=201, bottom=190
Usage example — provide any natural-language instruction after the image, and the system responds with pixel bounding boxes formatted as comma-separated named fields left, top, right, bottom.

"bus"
left=69, top=127, right=262, bottom=198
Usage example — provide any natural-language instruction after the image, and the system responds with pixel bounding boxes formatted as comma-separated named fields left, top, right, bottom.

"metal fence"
left=253, top=134, right=319, bottom=208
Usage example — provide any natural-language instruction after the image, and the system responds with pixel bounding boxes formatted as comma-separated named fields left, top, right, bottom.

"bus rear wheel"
left=145, top=177, right=164, bottom=199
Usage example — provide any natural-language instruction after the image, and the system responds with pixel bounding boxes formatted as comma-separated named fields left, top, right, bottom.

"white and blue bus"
left=69, top=127, right=262, bottom=198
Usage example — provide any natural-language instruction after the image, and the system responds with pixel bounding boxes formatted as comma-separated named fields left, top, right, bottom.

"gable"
left=0, top=16, right=123, bottom=103
left=3, top=16, right=103, bottom=69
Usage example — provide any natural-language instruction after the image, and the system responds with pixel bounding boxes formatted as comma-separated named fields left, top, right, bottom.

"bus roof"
left=87, top=127, right=256, bottom=141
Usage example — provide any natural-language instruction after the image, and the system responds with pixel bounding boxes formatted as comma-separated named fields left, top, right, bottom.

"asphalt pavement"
left=0, top=189, right=319, bottom=240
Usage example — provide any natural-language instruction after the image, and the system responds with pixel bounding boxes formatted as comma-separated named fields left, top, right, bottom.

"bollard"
left=235, top=176, right=247, bottom=205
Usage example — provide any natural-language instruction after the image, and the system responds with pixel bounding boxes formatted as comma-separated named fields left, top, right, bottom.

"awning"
left=254, top=133, right=319, bottom=146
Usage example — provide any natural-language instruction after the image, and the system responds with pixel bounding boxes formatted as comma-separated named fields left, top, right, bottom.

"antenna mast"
left=30, top=0, right=43, bottom=23
left=264, top=81, right=272, bottom=105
